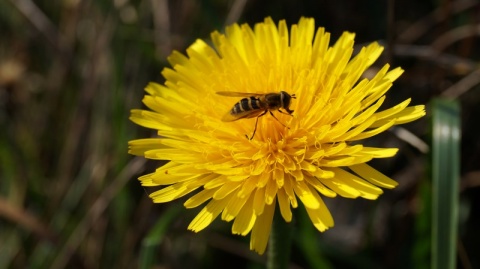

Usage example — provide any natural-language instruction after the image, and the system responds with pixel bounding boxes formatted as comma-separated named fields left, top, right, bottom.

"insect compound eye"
left=283, top=94, right=291, bottom=107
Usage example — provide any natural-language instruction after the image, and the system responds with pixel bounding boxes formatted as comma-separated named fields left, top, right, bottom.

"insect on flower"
left=129, top=17, right=427, bottom=255
left=217, top=91, right=296, bottom=139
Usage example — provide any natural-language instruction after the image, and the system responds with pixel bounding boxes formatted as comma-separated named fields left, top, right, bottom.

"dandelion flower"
left=129, top=17, right=426, bottom=254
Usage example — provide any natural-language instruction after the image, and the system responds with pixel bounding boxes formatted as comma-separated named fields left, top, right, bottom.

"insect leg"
left=247, top=110, right=268, bottom=140
left=269, top=111, right=290, bottom=129
left=278, top=109, right=294, bottom=116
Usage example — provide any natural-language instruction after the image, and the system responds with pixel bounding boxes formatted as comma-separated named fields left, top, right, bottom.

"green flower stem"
left=267, top=209, right=293, bottom=269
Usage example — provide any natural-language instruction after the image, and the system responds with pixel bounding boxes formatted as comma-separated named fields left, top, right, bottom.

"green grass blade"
left=139, top=204, right=183, bottom=269
left=431, top=99, right=461, bottom=269
left=412, top=180, right=432, bottom=269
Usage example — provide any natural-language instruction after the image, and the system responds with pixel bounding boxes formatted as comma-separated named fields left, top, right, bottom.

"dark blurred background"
left=1, top=0, right=479, bottom=268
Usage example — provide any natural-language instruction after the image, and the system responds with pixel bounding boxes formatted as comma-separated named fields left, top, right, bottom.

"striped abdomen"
left=231, top=96, right=263, bottom=115
left=220, top=96, right=266, bottom=122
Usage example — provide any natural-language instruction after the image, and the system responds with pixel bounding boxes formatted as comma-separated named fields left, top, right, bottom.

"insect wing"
left=221, top=109, right=264, bottom=122
left=216, top=91, right=265, bottom=98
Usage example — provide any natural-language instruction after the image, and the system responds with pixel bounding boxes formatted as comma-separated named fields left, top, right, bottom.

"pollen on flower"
left=129, top=17, right=426, bottom=255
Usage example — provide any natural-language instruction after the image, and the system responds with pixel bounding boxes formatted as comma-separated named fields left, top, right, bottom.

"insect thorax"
left=265, top=93, right=283, bottom=109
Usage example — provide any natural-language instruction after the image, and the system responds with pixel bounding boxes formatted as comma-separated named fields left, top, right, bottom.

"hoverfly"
left=216, top=91, right=296, bottom=140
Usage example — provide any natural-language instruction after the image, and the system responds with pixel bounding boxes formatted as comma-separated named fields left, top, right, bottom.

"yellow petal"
left=277, top=188, right=292, bottom=222
left=293, top=180, right=320, bottom=209
left=265, top=179, right=278, bottom=205
left=128, top=138, right=164, bottom=156
left=232, top=195, right=257, bottom=235
left=349, top=96, right=385, bottom=127
left=318, top=175, right=361, bottom=198
left=348, top=119, right=396, bottom=141
left=323, top=142, right=347, bottom=156
left=149, top=184, right=195, bottom=203
left=334, top=116, right=377, bottom=141
left=384, top=66, right=404, bottom=82
left=329, top=167, right=383, bottom=199
left=283, top=175, right=298, bottom=208
left=372, top=98, right=411, bottom=122
left=204, top=176, right=228, bottom=189
left=213, top=181, right=242, bottom=200
left=145, top=148, right=202, bottom=162
left=184, top=188, right=216, bottom=208
left=304, top=198, right=334, bottom=232
left=309, top=167, right=335, bottom=179
left=149, top=174, right=214, bottom=203
left=389, top=105, right=426, bottom=125
left=129, top=109, right=171, bottom=131
left=305, top=176, right=337, bottom=198
left=222, top=190, right=250, bottom=222
left=253, top=187, right=266, bottom=215
left=355, top=147, right=398, bottom=158
left=349, top=163, right=398, bottom=188
left=188, top=197, right=230, bottom=232
left=237, top=176, right=259, bottom=198
left=250, top=201, right=275, bottom=254
left=319, top=155, right=372, bottom=167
